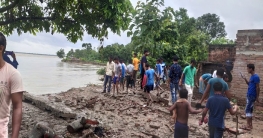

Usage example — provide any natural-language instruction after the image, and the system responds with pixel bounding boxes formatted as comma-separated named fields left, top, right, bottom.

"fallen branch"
left=119, top=106, right=136, bottom=112
left=141, top=131, right=160, bottom=138
left=165, top=124, right=173, bottom=132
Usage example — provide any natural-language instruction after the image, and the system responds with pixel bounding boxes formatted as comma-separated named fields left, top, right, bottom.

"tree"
left=0, top=0, right=133, bottom=42
left=196, top=13, right=227, bottom=40
left=82, top=43, right=92, bottom=51
left=210, top=37, right=235, bottom=45
left=66, top=49, right=74, bottom=58
left=56, top=48, right=65, bottom=58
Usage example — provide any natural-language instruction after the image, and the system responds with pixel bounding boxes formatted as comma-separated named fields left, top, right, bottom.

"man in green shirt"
left=179, top=59, right=197, bottom=104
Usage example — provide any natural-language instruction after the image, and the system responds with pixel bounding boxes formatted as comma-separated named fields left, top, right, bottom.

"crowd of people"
left=0, top=29, right=260, bottom=137
left=102, top=49, right=261, bottom=138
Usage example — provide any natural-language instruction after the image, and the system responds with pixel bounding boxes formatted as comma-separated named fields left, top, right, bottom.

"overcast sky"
left=5, top=0, right=263, bottom=55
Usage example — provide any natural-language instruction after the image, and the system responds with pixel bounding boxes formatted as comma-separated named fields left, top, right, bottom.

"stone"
left=149, top=123, right=160, bottom=129
left=55, top=97, right=62, bottom=102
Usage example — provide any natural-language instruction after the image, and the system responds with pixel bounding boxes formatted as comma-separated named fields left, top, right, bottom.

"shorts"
left=126, top=75, right=134, bottom=88
left=144, top=85, right=154, bottom=93
left=174, top=121, right=188, bottom=138
left=120, top=76, right=124, bottom=83
left=113, top=77, right=119, bottom=84
left=245, top=95, right=256, bottom=117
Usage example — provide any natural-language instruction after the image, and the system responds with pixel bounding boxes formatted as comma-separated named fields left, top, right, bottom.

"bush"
left=97, top=67, right=106, bottom=75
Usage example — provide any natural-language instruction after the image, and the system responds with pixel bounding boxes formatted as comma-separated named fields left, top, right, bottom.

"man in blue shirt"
left=168, top=56, right=182, bottom=104
left=155, top=59, right=162, bottom=95
left=241, top=64, right=260, bottom=130
left=198, top=73, right=212, bottom=94
left=3, top=51, right=19, bottom=69
left=200, top=82, right=238, bottom=138
left=199, top=68, right=231, bottom=104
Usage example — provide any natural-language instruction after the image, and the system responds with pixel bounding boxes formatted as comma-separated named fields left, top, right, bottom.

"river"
left=13, top=53, right=102, bottom=95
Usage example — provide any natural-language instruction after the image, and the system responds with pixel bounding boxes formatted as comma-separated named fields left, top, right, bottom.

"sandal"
left=240, top=125, right=252, bottom=131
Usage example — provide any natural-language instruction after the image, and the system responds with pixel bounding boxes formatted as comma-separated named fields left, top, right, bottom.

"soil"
left=8, top=84, right=263, bottom=138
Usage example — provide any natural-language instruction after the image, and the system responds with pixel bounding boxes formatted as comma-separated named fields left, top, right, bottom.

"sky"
left=5, top=0, right=263, bottom=55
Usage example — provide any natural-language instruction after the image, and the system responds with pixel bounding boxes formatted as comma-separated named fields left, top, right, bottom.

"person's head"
left=129, top=59, right=133, bottom=64
left=223, top=74, right=229, bottom=82
left=0, top=32, right=7, bottom=57
left=133, top=53, right=137, bottom=57
left=173, top=56, right=179, bottom=62
left=108, top=56, right=113, bottom=62
left=144, top=50, right=150, bottom=56
left=216, top=68, right=224, bottom=77
left=160, top=58, right=163, bottom=62
left=179, top=89, right=188, bottom=99
left=213, top=82, right=223, bottom=93
left=247, top=64, right=255, bottom=74
left=119, top=59, right=123, bottom=63
left=145, top=63, right=150, bottom=69
left=190, top=59, right=196, bottom=67
left=156, top=59, right=161, bottom=64
left=114, top=57, right=119, bottom=63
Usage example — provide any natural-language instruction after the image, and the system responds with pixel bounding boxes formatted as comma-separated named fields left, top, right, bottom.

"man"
left=160, top=58, right=166, bottom=83
left=241, top=64, right=260, bottom=130
left=103, top=56, right=114, bottom=93
left=112, top=57, right=122, bottom=96
left=199, top=68, right=231, bottom=104
left=140, top=50, right=149, bottom=89
left=0, top=32, right=24, bottom=138
left=126, top=59, right=134, bottom=93
left=199, top=82, right=238, bottom=138
left=119, top=60, right=126, bottom=91
left=179, top=59, right=196, bottom=104
left=168, top=56, right=182, bottom=104
left=198, top=73, right=212, bottom=94
left=3, top=51, right=19, bottom=69
left=155, top=59, right=162, bottom=95
left=132, top=53, right=140, bottom=88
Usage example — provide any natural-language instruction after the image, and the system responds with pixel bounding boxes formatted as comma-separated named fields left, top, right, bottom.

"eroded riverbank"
left=9, top=85, right=263, bottom=138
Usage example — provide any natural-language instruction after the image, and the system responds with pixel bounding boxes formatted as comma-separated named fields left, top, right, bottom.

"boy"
left=168, top=89, right=203, bottom=138
left=199, top=82, right=238, bottom=138
left=112, top=57, right=122, bottom=96
left=126, top=59, right=134, bottom=93
left=144, top=63, right=157, bottom=106
left=198, top=73, right=213, bottom=94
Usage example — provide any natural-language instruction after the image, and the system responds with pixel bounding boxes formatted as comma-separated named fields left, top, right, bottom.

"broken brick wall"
left=231, top=29, right=263, bottom=105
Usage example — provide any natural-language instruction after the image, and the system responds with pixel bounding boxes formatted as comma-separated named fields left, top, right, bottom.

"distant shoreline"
left=16, top=52, right=56, bottom=56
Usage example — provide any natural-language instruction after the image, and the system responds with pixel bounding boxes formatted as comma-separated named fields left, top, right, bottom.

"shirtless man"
left=168, top=89, right=203, bottom=138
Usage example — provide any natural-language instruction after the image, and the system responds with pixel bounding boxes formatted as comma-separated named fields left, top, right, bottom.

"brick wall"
left=231, top=29, right=263, bottom=105
left=208, top=44, right=236, bottom=63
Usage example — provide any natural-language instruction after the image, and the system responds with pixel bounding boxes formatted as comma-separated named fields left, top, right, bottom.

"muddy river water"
left=14, top=53, right=102, bottom=95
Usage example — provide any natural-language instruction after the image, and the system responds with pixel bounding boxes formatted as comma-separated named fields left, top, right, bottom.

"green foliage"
left=210, top=37, right=235, bottom=45
left=196, top=13, right=227, bottom=40
left=0, top=0, right=133, bottom=42
left=96, top=67, right=106, bottom=75
left=56, top=48, right=65, bottom=58
left=99, top=43, right=133, bottom=63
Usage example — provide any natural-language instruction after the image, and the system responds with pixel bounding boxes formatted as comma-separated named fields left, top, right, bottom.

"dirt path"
left=8, top=85, right=263, bottom=138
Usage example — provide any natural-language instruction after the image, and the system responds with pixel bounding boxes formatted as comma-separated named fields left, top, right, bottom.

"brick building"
left=194, top=29, right=263, bottom=105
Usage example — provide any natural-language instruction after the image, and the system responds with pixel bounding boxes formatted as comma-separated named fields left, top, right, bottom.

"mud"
left=8, top=84, right=263, bottom=138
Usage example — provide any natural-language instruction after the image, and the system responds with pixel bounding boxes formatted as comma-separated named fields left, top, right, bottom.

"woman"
left=198, top=73, right=213, bottom=94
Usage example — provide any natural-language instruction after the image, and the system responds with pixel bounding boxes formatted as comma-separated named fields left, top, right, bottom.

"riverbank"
left=62, top=58, right=106, bottom=66
left=9, top=85, right=263, bottom=138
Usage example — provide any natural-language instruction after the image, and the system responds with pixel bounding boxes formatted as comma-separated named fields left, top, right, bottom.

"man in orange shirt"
left=132, top=53, right=140, bottom=89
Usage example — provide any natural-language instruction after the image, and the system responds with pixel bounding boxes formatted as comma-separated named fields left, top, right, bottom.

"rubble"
left=9, top=85, right=263, bottom=138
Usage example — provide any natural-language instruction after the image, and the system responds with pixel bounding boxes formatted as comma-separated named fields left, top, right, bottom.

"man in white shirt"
left=0, top=32, right=24, bottom=138
left=126, top=60, right=134, bottom=93
left=103, top=56, right=114, bottom=93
